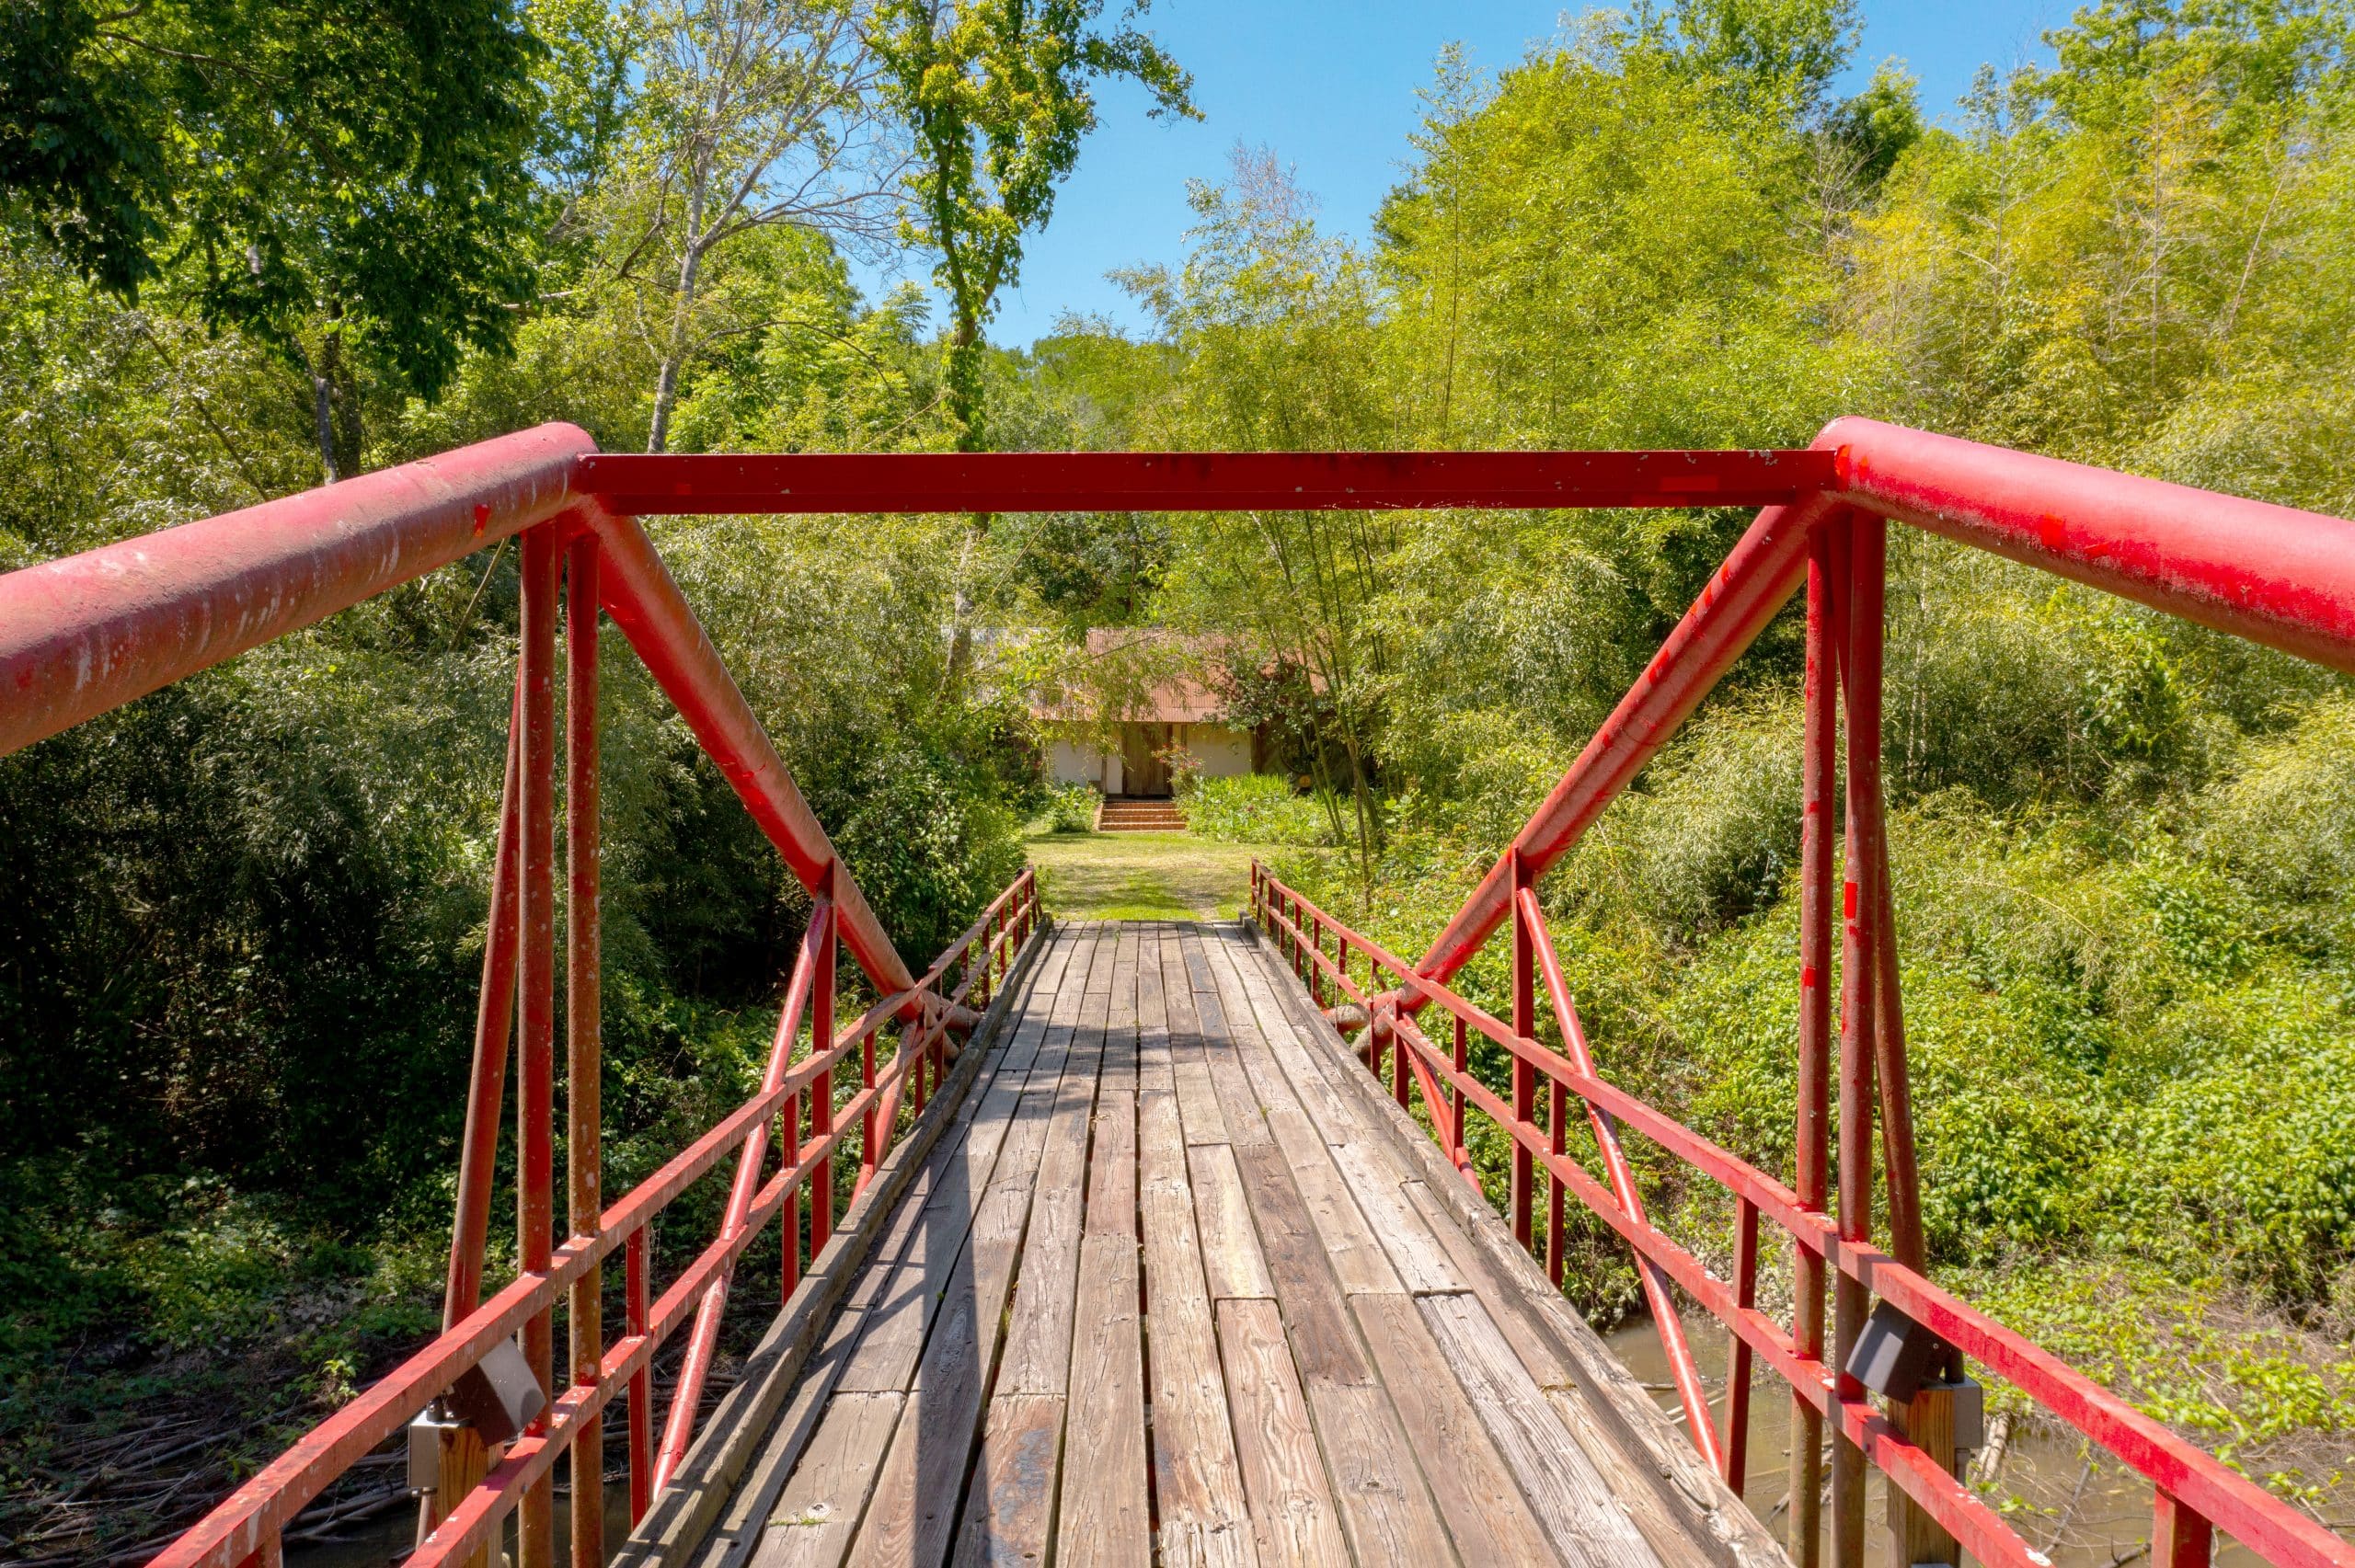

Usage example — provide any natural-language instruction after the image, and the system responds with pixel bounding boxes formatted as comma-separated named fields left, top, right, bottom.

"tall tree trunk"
left=648, top=178, right=711, bottom=455
left=947, top=314, right=986, bottom=452
left=311, top=363, right=338, bottom=486
left=647, top=248, right=704, bottom=454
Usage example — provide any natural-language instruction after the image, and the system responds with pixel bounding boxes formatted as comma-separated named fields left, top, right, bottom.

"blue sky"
left=856, top=1, right=2077, bottom=347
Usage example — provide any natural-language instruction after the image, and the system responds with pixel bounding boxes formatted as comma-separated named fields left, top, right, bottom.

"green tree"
left=872, top=0, right=1195, bottom=449
left=1639, top=0, right=1861, bottom=115
left=603, top=0, right=905, bottom=453
left=0, top=0, right=546, bottom=481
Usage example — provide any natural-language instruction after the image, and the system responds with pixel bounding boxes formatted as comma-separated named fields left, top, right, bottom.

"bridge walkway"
left=649, top=920, right=1780, bottom=1568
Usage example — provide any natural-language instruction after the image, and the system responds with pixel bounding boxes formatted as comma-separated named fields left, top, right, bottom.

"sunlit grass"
left=1020, top=827, right=1278, bottom=921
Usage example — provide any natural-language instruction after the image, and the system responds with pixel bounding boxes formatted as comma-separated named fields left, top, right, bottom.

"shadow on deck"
left=617, top=920, right=1783, bottom=1568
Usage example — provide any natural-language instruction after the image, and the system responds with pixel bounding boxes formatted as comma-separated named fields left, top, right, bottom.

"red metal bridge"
left=3, top=421, right=2352, bottom=1568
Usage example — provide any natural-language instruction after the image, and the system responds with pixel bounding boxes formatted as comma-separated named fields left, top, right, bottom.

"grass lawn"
left=1021, top=827, right=1280, bottom=921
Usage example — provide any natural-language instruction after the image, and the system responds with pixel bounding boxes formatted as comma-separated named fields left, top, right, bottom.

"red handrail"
left=1251, top=864, right=2353, bottom=1568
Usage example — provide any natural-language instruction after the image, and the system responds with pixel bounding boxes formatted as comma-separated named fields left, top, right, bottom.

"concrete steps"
left=1096, top=795, right=1187, bottom=832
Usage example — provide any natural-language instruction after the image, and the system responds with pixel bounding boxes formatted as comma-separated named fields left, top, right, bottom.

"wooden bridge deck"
left=631, top=920, right=1783, bottom=1568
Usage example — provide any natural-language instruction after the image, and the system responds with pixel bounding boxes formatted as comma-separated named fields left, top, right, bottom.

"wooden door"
left=1121, top=724, right=1170, bottom=796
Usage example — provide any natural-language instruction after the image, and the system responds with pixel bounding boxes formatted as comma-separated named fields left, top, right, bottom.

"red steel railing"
left=1246, top=424, right=2355, bottom=1568
left=1253, top=863, right=2355, bottom=1567
left=0, top=426, right=1041, bottom=1568
left=4, top=418, right=2351, bottom=1567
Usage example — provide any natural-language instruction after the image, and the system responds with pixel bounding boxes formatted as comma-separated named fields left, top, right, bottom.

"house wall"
left=1179, top=723, right=1254, bottom=779
left=1048, top=738, right=1116, bottom=793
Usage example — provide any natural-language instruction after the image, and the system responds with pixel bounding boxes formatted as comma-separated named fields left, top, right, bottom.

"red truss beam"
left=575, top=448, right=1837, bottom=515
left=0, top=424, right=593, bottom=759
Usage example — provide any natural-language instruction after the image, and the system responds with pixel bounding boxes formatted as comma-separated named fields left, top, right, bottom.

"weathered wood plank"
left=1136, top=922, right=1175, bottom=1093
left=1402, top=1180, right=1577, bottom=1388
left=1084, top=920, right=1118, bottom=992
left=993, top=947, right=1109, bottom=1397
left=1055, top=1231, right=1151, bottom=1568
left=1302, top=1379, right=1460, bottom=1566
left=647, top=923, right=1058, bottom=1568
left=1185, top=927, right=1270, bottom=1148
left=1178, top=921, right=1219, bottom=993
left=1231, top=962, right=1471, bottom=1295
left=833, top=1114, right=1023, bottom=1392
left=1081, top=923, right=1139, bottom=1238
left=1206, top=936, right=1404, bottom=1298
left=827, top=929, right=1086, bottom=1399
left=948, top=1393, right=1063, bottom=1568
left=844, top=1183, right=1032, bottom=1566
left=762, top=926, right=1080, bottom=1562
left=1139, top=1089, right=1258, bottom=1567
left=1187, top=1143, right=1273, bottom=1301
left=1165, top=930, right=1227, bottom=1144
left=747, top=1392, right=904, bottom=1568
left=1213, top=1298, right=1350, bottom=1568
left=1228, top=1142, right=1370, bottom=1388
left=1419, top=1291, right=1661, bottom=1568
left=1403, top=1153, right=1742, bottom=1553
left=1350, top=1291, right=1566, bottom=1568
left=1327, top=1136, right=1465, bottom=1295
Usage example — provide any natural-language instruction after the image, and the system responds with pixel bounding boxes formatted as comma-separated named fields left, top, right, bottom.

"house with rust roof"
left=1032, top=628, right=1265, bottom=798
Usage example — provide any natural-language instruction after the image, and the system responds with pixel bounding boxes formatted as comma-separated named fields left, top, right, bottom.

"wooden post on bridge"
left=1889, top=1381, right=1963, bottom=1565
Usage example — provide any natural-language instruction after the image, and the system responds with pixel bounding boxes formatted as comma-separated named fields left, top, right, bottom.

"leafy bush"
left=1046, top=782, right=1099, bottom=832
left=1180, top=773, right=1332, bottom=845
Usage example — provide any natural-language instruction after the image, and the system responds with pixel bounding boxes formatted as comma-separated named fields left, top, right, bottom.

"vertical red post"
left=2152, top=1493, right=2214, bottom=1568
left=426, top=682, right=521, bottom=1553
left=812, top=868, right=838, bottom=1257
left=1546, top=1059, right=1567, bottom=1287
left=1790, top=517, right=1839, bottom=1568
left=626, top=1225, right=650, bottom=1525
left=858, top=933, right=878, bottom=1196
left=1451, top=1014, right=1470, bottom=1173
left=1390, top=998, right=1409, bottom=1108
left=516, top=524, right=559, bottom=1568
left=1310, top=913, right=1324, bottom=1007
left=1844, top=513, right=1923, bottom=1269
left=780, top=1087, right=801, bottom=1302
left=564, top=535, right=603, bottom=1568
left=1832, top=515, right=1874, bottom=1568
left=1873, top=840, right=1925, bottom=1267
left=1511, top=849, right=1536, bottom=1253
left=1727, top=1196, right=1758, bottom=1494
left=444, top=696, right=521, bottom=1329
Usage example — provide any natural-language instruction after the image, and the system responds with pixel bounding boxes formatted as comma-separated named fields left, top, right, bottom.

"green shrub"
left=1181, top=773, right=1332, bottom=844
left=1046, top=782, right=1099, bottom=832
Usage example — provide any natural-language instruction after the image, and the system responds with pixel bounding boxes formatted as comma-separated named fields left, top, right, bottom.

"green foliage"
left=1045, top=783, right=1098, bottom=833
left=1178, top=774, right=1331, bottom=847
left=874, top=0, right=1196, bottom=444
left=0, top=0, right=542, bottom=335
left=1639, top=0, right=1862, bottom=116
left=0, top=0, right=544, bottom=482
